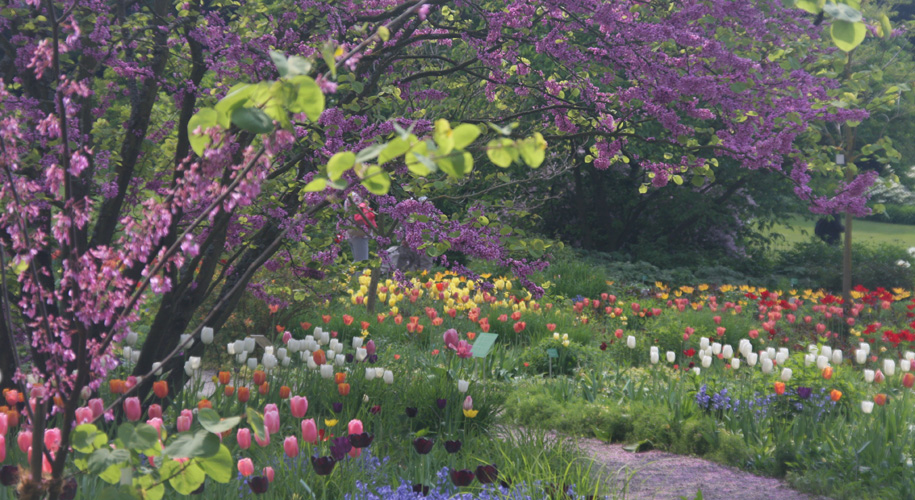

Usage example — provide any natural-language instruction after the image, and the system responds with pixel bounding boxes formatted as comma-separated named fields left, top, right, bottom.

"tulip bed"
left=3, top=268, right=915, bottom=499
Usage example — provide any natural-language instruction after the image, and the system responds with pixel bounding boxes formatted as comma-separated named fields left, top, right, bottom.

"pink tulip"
left=264, top=411, right=280, bottom=434
left=366, top=340, right=376, bottom=355
left=125, top=376, right=138, bottom=390
left=238, top=458, right=254, bottom=477
left=748, top=329, right=759, bottom=339
left=124, top=397, right=141, bottom=422
left=75, top=406, right=93, bottom=425
left=349, top=447, right=361, bottom=458
left=282, top=331, right=292, bottom=344
left=3, top=390, right=17, bottom=407
left=347, top=419, right=363, bottom=435
left=148, top=404, right=162, bottom=420
left=301, top=419, right=317, bottom=444
left=0, top=412, right=7, bottom=434
left=181, top=409, right=194, bottom=425
left=443, top=329, right=459, bottom=349
left=254, top=428, right=270, bottom=447
left=263, top=466, right=275, bottom=482
left=147, top=418, right=163, bottom=438
left=237, top=428, right=251, bottom=450
left=804, top=316, right=812, bottom=323
left=177, top=415, right=192, bottom=433
left=875, top=369, right=886, bottom=383
left=284, top=436, right=299, bottom=457
left=0, top=435, right=6, bottom=463
left=17, top=430, right=31, bottom=453
left=463, top=396, right=473, bottom=411
left=816, top=323, right=826, bottom=334
left=713, top=316, right=721, bottom=325
left=290, top=396, right=308, bottom=418
left=716, top=327, right=726, bottom=336
left=787, top=314, right=796, bottom=324
left=89, top=398, right=105, bottom=419
left=44, top=428, right=61, bottom=453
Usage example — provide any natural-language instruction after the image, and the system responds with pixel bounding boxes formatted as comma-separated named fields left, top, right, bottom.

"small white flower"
left=307, top=358, right=317, bottom=370
left=123, top=346, right=132, bottom=361
left=650, top=351, right=659, bottom=364
left=775, top=352, right=788, bottom=365
left=180, top=333, right=193, bottom=349
left=692, top=367, right=701, bottom=376
left=131, top=351, right=140, bottom=364
left=152, top=361, right=163, bottom=375
left=906, top=351, right=915, bottom=361
left=355, top=348, right=367, bottom=362
left=458, top=379, right=469, bottom=393
left=375, top=367, right=385, bottom=378
left=227, top=342, right=236, bottom=355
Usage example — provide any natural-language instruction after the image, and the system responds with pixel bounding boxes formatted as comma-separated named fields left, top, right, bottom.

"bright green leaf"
left=486, top=138, right=514, bottom=167
left=519, top=132, right=547, bottom=168
left=231, top=107, right=274, bottom=134
left=451, top=124, right=481, bottom=150
left=168, top=461, right=206, bottom=495
left=361, top=166, right=391, bottom=194
left=303, top=177, right=328, bottom=192
left=831, top=20, right=866, bottom=53
left=433, top=119, right=454, bottom=155
left=289, top=76, right=325, bottom=122
left=377, top=26, right=390, bottom=42
left=270, top=50, right=289, bottom=77
left=198, top=444, right=233, bottom=483
left=163, top=429, right=220, bottom=459
left=327, top=152, right=356, bottom=181
left=379, top=135, right=416, bottom=165
left=246, top=408, right=266, bottom=441
left=187, top=108, right=219, bottom=156
left=437, top=151, right=473, bottom=178
left=197, top=408, right=242, bottom=435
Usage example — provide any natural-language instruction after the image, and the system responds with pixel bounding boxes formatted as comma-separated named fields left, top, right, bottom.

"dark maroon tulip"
left=349, top=432, right=374, bottom=448
left=475, top=464, right=498, bottom=484
left=332, top=402, right=344, bottom=413
left=444, top=439, right=462, bottom=454
left=450, top=468, right=474, bottom=487
left=370, top=405, right=381, bottom=414
left=412, top=437, right=434, bottom=455
left=599, top=342, right=607, bottom=351
left=405, top=407, right=418, bottom=417
left=436, top=398, right=447, bottom=409
left=248, top=476, right=269, bottom=494
left=0, top=466, right=20, bottom=487
left=311, top=456, right=337, bottom=476
left=330, top=436, right=353, bottom=461
left=412, top=483, right=430, bottom=496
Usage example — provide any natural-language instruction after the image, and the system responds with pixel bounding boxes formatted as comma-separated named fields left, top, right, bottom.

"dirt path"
left=575, top=437, right=826, bottom=500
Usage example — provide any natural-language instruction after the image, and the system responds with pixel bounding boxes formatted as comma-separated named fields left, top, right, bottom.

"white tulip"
left=775, top=352, right=788, bottom=365
left=747, top=352, right=758, bottom=367
left=305, top=334, right=315, bottom=344
left=227, top=342, right=236, bottom=355
left=335, top=354, right=345, bottom=367
left=277, top=348, right=287, bottom=361
left=375, top=367, right=385, bottom=378
left=188, top=356, right=200, bottom=370
left=131, top=351, right=140, bottom=364
left=711, top=343, right=722, bottom=355
left=692, top=367, right=701, bottom=376
left=318, top=330, right=330, bottom=345
left=650, top=351, right=659, bottom=364
left=201, top=326, right=214, bottom=345
left=816, top=355, right=829, bottom=370
left=650, top=346, right=659, bottom=354
left=807, top=344, right=818, bottom=355
left=264, top=346, right=274, bottom=356
left=722, top=345, right=733, bottom=359
left=906, top=351, right=915, bottom=361
left=761, top=358, right=773, bottom=374
left=125, top=330, right=138, bottom=347
left=701, top=356, right=712, bottom=368
left=184, top=360, right=195, bottom=376
left=856, top=349, right=867, bottom=364
left=780, top=368, right=792, bottom=382
left=731, top=358, right=740, bottom=370
left=766, top=347, right=776, bottom=359
left=236, top=353, right=247, bottom=364
left=700, top=337, right=710, bottom=350
left=320, top=365, right=334, bottom=379
left=353, top=337, right=364, bottom=349
left=458, top=379, right=469, bottom=393
left=246, top=358, right=257, bottom=370
left=864, top=369, right=875, bottom=383
left=832, top=350, right=843, bottom=365
left=365, top=367, right=376, bottom=380
left=244, top=337, right=255, bottom=353
left=263, top=354, right=277, bottom=370
left=281, top=358, right=291, bottom=367
left=861, top=401, right=874, bottom=414
left=356, top=348, right=367, bottom=362
left=383, top=370, right=394, bottom=385
left=234, top=340, right=245, bottom=355
left=627, top=336, right=636, bottom=349
left=821, top=346, right=832, bottom=359
left=666, top=351, right=676, bottom=363
left=759, top=351, right=769, bottom=362
left=884, top=359, right=896, bottom=376
left=804, top=354, right=815, bottom=367
left=902, top=359, right=912, bottom=372
left=152, top=361, right=163, bottom=375
left=307, top=358, right=317, bottom=370
left=180, top=333, right=193, bottom=348
left=739, top=340, right=752, bottom=358
left=123, top=346, right=132, bottom=361
left=860, top=342, right=870, bottom=355
left=301, top=350, right=311, bottom=361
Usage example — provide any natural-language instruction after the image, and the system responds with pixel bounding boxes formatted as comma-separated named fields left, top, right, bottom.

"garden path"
left=577, top=437, right=826, bottom=500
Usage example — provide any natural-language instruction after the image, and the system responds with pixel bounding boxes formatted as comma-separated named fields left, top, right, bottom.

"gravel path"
left=575, top=437, right=826, bottom=500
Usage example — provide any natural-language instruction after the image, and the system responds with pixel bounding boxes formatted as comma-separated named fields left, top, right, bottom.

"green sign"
left=471, top=333, right=498, bottom=358
left=547, top=348, right=559, bottom=358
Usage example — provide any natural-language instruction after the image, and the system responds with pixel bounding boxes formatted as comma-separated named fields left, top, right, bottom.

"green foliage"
left=864, top=203, right=915, bottom=225
left=776, top=240, right=915, bottom=290
left=522, top=337, right=597, bottom=376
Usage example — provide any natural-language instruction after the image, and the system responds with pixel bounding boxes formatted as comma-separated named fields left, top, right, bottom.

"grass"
left=764, top=215, right=915, bottom=250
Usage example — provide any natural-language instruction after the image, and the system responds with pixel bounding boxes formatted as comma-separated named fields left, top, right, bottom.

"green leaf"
left=823, top=3, right=862, bottom=23
left=405, top=142, right=434, bottom=176
left=794, top=0, right=819, bottom=15
left=880, top=14, right=892, bottom=39
left=302, top=177, right=328, bottom=192
left=215, top=84, right=255, bottom=126
left=377, top=26, right=390, bottom=42
left=672, top=175, right=683, bottom=185
left=451, top=124, right=481, bottom=150
left=378, top=135, right=416, bottom=165
left=529, top=239, right=545, bottom=258
left=289, top=76, right=325, bottom=122
left=231, top=107, right=274, bottom=134
left=486, top=139, right=513, bottom=167
left=322, top=41, right=338, bottom=78
left=163, top=429, right=220, bottom=459
left=246, top=407, right=266, bottom=441
left=198, top=444, right=233, bottom=483
left=187, top=108, right=219, bottom=156
left=355, top=143, right=386, bottom=163
left=519, top=132, right=547, bottom=168
left=437, top=151, right=473, bottom=178
left=622, top=439, right=654, bottom=453
left=137, top=474, right=165, bottom=500
left=270, top=50, right=289, bottom=77
left=168, top=461, right=206, bottom=495
left=117, top=423, right=159, bottom=451
left=197, top=408, right=242, bottom=435
left=73, top=424, right=103, bottom=454
left=88, top=448, right=131, bottom=475
left=327, top=152, right=356, bottom=181
left=433, top=119, right=454, bottom=155
left=361, top=166, right=391, bottom=194
left=831, top=20, right=866, bottom=53
left=287, top=55, right=312, bottom=76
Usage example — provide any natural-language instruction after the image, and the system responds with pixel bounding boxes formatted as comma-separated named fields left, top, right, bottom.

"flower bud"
left=201, top=326, right=214, bottom=345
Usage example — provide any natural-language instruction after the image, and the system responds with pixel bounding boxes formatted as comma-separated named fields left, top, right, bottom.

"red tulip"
left=153, top=380, right=168, bottom=399
left=904, top=373, right=915, bottom=388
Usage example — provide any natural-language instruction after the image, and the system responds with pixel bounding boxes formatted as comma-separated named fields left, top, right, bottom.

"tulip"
left=650, top=351, right=659, bottom=364
left=443, top=329, right=459, bottom=349
left=904, top=373, right=915, bottom=388
left=761, top=358, right=773, bottom=374
left=124, top=397, right=141, bottom=422
left=413, top=438, right=434, bottom=455
left=264, top=411, right=280, bottom=434
left=366, top=340, right=376, bottom=355
left=238, top=458, right=255, bottom=477
left=290, top=396, right=308, bottom=418
left=822, top=366, right=833, bottom=380
left=816, top=356, right=829, bottom=370
left=832, top=350, right=843, bottom=365
left=903, top=359, right=912, bottom=372
left=254, top=428, right=270, bottom=447
left=17, top=431, right=31, bottom=453
left=666, top=351, right=675, bottom=363
left=856, top=349, right=867, bottom=364
left=74, top=406, right=93, bottom=425
left=626, top=336, right=636, bottom=349
left=774, top=382, right=786, bottom=395
left=365, top=367, right=376, bottom=381
left=875, top=369, right=885, bottom=383
left=320, top=365, right=334, bottom=379
left=711, top=343, right=721, bottom=355
left=730, top=358, right=740, bottom=370
left=775, top=352, right=788, bottom=365
left=861, top=401, right=874, bottom=414
left=874, top=393, right=887, bottom=406
left=284, top=436, right=299, bottom=457
left=348, top=419, right=363, bottom=435
left=864, top=369, right=875, bottom=383
left=747, top=352, right=758, bottom=367
left=302, top=419, right=318, bottom=444
left=148, top=404, right=163, bottom=420
left=884, top=359, right=896, bottom=376
left=177, top=415, right=192, bottom=433
left=262, top=466, right=275, bottom=483
left=722, top=345, right=733, bottom=359
left=779, top=368, right=793, bottom=382
left=88, top=398, right=104, bottom=419
left=830, top=389, right=842, bottom=402
left=701, top=356, right=712, bottom=368
left=200, top=326, right=214, bottom=345
left=699, top=337, right=709, bottom=350
left=450, top=468, right=474, bottom=487
left=337, top=383, right=351, bottom=396
left=383, top=370, right=394, bottom=385
left=236, top=428, right=252, bottom=449
left=311, top=456, right=336, bottom=475
left=0, top=435, right=5, bottom=463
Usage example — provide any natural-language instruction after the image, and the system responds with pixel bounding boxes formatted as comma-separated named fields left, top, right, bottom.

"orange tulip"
left=225, top=386, right=235, bottom=397
left=337, top=383, right=351, bottom=396
left=466, top=332, right=476, bottom=340
left=774, top=382, right=786, bottom=395
left=109, top=379, right=126, bottom=394
left=394, top=315, right=403, bottom=325
left=313, top=349, right=326, bottom=365
left=300, top=321, right=312, bottom=331
left=822, top=367, right=833, bottom=380
left=830, top=389, right=842, bottom=402
left=334, top=373, right=347, bottom=385
left=322, top=315, right=331, bottom=324
left=218, top=371, right=231, bottom=385
left=343, top=315, right=354, bottom=326
left=874, top=393, right=887, bottom=406
left=360, top=321, right=370, bottom=330
left=238, top=387, right=250, bottom=403
left=54, top=396, right=64, bottom=409
left=198, top=399, right=213, bottom=410
left=904, top=373, right=915, bottom=389
left=276, top=325, right=285, bottom=333
left=432, top=317, right=444, bottom=326
left=253, top=370, right=267, bottom=386
left=153, top=381, right=168, bottom=399
left=259, top=382, right=269, bottom=395
left=6, top=409, right=18, bottom=428
left=279, top=386, right=291, bottom=399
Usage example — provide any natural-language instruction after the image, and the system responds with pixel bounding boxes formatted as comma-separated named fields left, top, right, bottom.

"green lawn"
left=765, top=216, right=915, bottom=249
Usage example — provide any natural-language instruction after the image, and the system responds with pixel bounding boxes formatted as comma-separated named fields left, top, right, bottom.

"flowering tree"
left=0, top=0, right=886, bottom=496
